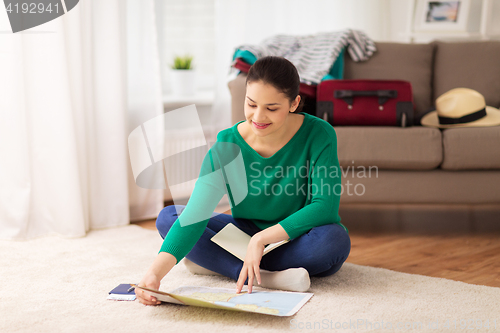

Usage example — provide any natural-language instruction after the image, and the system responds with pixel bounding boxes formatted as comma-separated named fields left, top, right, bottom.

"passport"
left=107, top=283, right=137, bottom=301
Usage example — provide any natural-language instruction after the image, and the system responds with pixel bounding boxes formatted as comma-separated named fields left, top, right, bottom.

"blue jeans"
left=156, top=205, right=351, bottom=285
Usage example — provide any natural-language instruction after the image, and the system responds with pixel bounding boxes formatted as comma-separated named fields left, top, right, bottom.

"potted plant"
left=169, top=55, right=196, bottom=96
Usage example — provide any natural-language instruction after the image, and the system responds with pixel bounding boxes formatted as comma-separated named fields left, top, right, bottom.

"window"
left=155, top=0, right=216, bottom=95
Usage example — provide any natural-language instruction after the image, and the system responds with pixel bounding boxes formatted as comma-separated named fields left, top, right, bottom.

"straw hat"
left=421, top=88, right=500, bottom=128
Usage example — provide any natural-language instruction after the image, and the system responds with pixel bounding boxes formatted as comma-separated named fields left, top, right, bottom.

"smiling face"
left=244, top=80, right=300, bottom=138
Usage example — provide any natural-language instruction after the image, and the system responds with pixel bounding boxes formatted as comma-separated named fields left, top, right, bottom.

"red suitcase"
left=316, top=79, right=414, bottom=127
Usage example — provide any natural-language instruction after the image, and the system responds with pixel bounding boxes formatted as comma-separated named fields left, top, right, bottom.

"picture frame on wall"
left=413, top=0, right=471, bottom=32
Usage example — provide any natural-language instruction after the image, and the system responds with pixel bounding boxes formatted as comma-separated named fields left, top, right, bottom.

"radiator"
left=162, top=126, right=216, bottom=203
left=128, top=105, right=228, bottom=209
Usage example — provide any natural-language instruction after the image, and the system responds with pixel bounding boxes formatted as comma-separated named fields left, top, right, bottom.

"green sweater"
left=159, top=112, right=347, bottom=264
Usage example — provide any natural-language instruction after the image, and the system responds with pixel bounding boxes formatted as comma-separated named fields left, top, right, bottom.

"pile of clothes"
left=230, top=29, right=377, bottom=115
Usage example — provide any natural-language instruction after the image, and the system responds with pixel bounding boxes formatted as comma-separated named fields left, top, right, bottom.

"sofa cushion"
left=343, top=42, right=434, bottom=125
left=441, top=126, right=500, bottom=170
left=433, top=41, right=500, bottom=110
left=334, top=126, right=442, bottom=170
left=339, top=170, right=500, bottom=204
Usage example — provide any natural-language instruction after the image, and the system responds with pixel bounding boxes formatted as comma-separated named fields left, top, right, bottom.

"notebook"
left=210, top=223, right=289, bottom=261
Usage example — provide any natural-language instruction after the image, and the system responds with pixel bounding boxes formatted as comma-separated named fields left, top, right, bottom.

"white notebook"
left=210, top=223, right=289, bottom=261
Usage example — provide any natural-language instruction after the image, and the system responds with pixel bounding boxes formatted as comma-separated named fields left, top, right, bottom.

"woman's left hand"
left=236, top=235, right=265, bottom=294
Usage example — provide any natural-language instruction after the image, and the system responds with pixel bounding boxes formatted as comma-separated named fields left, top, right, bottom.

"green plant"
left=171, top=55, right=193, bottom=70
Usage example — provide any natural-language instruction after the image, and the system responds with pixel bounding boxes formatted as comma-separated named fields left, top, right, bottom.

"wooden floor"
left=134, top=206, right=500, bottom=288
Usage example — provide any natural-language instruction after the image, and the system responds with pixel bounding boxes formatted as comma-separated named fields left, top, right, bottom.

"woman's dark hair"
left=246, top=56, right=305, bottom=113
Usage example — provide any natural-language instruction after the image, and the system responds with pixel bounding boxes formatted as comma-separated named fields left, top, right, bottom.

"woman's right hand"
left=135, top=273, right=162, bottom=306
left=135, top=252, right=178, bottom=306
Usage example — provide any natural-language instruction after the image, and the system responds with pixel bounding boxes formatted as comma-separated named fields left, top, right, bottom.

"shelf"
left=163, top=90, right=214, bottom=108
left=398, top=32, right=500, bottom=43
left=408, top=32, right=483, bottom=37
left=403, top=0, right=500, bottom=44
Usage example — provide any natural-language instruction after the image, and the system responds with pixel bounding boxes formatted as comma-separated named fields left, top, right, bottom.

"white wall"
left=388, top=0, right=413, bottom=42
left=388, top=0, right=500, bottom=42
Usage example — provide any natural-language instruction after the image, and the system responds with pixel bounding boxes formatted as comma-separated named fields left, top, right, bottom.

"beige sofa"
left=228, top=41, right=500, bottom=233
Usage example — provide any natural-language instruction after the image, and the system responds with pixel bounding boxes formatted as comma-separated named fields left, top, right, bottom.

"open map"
left=134, top=285, right=313, bottom=317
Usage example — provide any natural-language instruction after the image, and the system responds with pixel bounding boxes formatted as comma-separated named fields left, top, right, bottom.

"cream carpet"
left=1, top=225, right=499, bottom=333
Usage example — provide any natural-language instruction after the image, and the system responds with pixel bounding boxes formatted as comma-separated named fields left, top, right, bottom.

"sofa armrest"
left=228, top=72, right=247, bottom=125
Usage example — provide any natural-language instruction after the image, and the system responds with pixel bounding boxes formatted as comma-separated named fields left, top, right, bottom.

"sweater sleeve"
left=278, top=139, right=345, bottom=240
left=159, top=147, right=227, bottom=264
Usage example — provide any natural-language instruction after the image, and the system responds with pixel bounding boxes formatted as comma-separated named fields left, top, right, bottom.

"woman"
left=136, top=56, right=351, bottom=306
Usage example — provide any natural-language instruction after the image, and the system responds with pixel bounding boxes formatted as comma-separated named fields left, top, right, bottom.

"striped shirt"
left=232, top=29, right=377, bottom=85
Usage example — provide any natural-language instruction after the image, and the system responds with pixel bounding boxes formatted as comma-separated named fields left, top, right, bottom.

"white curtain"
left=126, top=0, right=165, bottom=222
left=0, top=0, right=163, bottom=239
left=212, top=0, right=391, bottom=133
